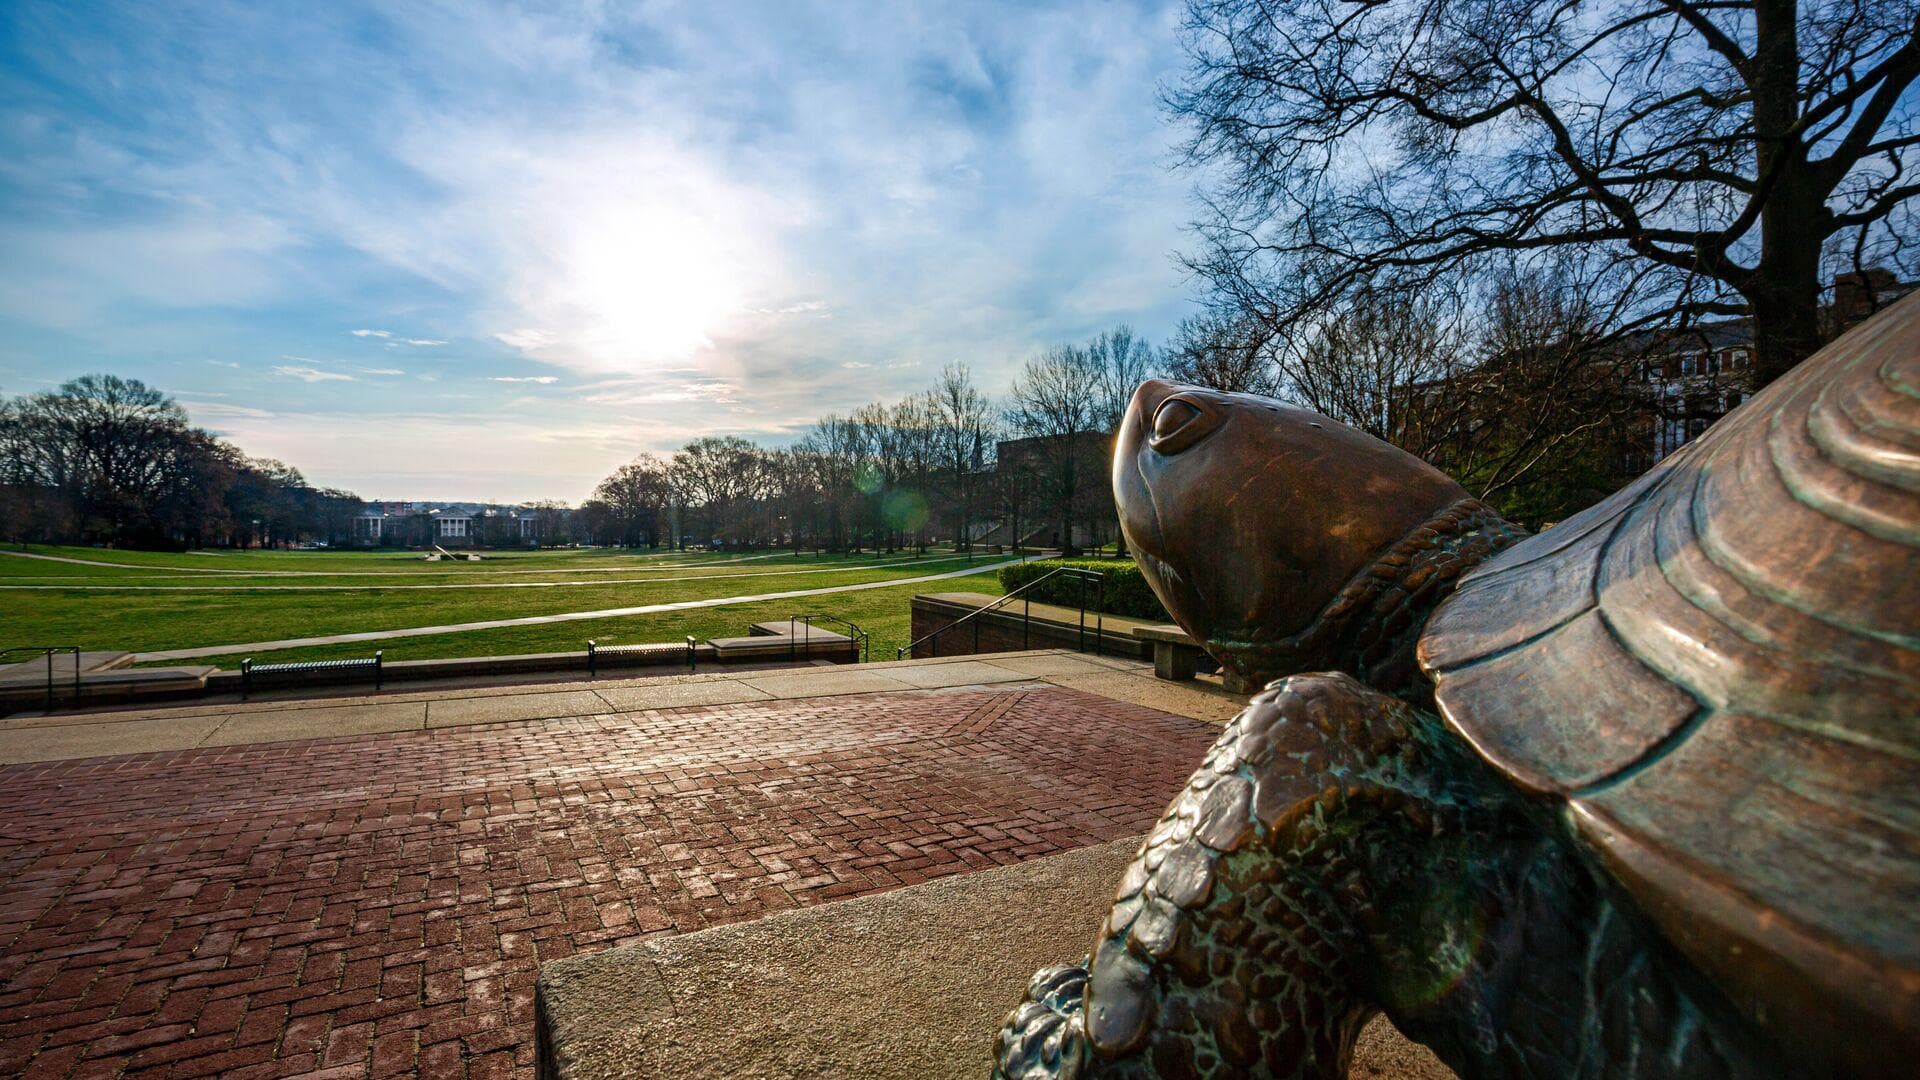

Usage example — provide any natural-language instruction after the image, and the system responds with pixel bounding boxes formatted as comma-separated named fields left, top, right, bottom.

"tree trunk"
left=1750, top=190, right=1828, bottom=388
left=1747, top=0, right=1828, bottom=389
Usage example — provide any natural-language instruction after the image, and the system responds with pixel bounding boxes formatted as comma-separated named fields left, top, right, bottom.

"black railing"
left=785, top=614, right=870, bottom=663
left=1, top=646, right=82, bottom=713
left=895, top=566, right=1104, bottom=661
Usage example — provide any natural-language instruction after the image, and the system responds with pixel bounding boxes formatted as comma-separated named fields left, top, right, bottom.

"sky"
left=0, top=1, right=1203, bottom=503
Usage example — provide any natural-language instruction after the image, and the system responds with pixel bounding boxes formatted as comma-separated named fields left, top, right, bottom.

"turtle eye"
left=1148, top=395, right=1217, bottom=454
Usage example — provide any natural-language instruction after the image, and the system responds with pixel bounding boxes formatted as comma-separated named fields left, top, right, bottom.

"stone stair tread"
left=708, top=635, right=853, bottom=654
left=746, top=621, right=854, bottom=641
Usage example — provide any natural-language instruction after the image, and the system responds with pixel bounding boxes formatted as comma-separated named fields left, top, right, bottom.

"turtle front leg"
left=993, top=672, right=1507, bottom=1080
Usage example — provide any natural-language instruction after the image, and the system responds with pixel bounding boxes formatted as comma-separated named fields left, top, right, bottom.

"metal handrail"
left=895, top=566, right=1104, bottom=661
left=787, top=614, right=870, bottom=664
left=1, top=646, right=82, bottom=713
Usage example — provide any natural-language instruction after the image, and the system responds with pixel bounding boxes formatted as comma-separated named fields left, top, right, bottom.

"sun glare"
left=556, top=207, right=740, bottom=365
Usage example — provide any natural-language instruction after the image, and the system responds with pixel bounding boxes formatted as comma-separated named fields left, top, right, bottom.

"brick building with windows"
left=1638, top=269, right=1910, bottom=461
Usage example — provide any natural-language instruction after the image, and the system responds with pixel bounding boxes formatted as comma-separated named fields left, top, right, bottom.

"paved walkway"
left=0, top=657, right=1229, bottom=1079
left=133, top=559, right=1027, bottom=661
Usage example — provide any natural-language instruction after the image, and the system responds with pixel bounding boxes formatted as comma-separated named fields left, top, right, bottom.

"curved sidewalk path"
left=135, top=558, right=1028, bottom=661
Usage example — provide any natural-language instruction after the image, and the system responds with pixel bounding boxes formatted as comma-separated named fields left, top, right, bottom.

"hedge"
left=995, top=558, right=1170, bottom=621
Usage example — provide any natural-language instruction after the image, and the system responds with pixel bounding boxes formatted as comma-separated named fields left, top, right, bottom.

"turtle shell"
left=1418, top=294, right=1920, bottom=1074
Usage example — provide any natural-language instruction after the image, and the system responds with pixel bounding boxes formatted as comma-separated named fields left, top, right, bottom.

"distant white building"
left=350, top=502, right=549, bottom=547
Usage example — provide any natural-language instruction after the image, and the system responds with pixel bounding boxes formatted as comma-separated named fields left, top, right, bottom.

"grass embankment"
left=1, top=545, right=1013, bottom=667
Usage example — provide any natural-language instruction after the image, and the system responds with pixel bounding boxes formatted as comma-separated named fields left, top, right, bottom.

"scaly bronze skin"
left=991, top=383, right=1776, bottom=1079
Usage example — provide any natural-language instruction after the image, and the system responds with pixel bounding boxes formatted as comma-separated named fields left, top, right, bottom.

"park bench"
left=588, top=637, right=698, bottom=676
left=241, top=651, right=382, bottom=698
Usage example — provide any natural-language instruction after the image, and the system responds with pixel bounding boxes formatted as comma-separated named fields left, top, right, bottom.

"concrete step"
left=533, top=837, right=1453, bottom=1080
left=0, top=651, right=135, bottom=684
left=707, top=636, right=857, bottom=663
left=78, top=666, right=220, bottom=690
left=0, top=665, right=219, bottom=712
left=746, top=621, right=854, bottom=641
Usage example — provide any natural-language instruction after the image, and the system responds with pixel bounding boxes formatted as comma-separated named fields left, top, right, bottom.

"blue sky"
left=0, top=1, right=1200, bottom=502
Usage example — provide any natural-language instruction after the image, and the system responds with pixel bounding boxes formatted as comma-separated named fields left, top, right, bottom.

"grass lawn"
left=144, top=578, right=1007, bottom=668
left=2, top=545, right=1017, bottom=667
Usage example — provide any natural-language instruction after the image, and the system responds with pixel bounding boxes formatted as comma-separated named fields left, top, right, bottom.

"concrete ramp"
left=534, top=837, right=1454, bottom=1080
left=0, top=651, right=133, bottom=682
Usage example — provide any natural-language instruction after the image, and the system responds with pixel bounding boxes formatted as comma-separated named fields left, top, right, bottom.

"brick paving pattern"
left=0, top=685, right=1220, bottom=1078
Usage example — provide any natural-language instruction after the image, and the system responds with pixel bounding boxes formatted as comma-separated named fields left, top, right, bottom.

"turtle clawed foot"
left=994, top=963, right=1093, bottom=1079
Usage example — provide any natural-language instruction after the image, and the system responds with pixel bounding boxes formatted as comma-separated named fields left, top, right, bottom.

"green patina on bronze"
left=993, top=295, right=1920, bottom=1079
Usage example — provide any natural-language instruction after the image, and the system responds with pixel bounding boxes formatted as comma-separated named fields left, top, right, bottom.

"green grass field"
left=1, top=544, right=1017, bottom=668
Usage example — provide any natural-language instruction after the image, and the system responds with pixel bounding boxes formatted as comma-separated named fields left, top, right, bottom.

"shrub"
left=996, top=558, right=1170, bottom=621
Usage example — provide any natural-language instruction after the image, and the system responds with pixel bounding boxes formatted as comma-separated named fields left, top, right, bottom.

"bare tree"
left=591, top=453, right=673, bottom=548
left=890, top=394, right=940, bottom=550
left=1172, top=0, right=1920, bottom=386
left=671, top=436, right=756, bottom=547
left=1163, top=310, right=1282, bottom=394
left=1007, top=345, right=1102, bottom=554
left=1085, top=325, right=1161, bottom=432
left=798, top=413, right=867, bottom=551
left=3, top=374, right=248, bottom=546
left=929, top=363, right=996, bottom=550
left=1283, top=292, right=1467, bottom=440
left=1410, top=270, right=1651, bottom=522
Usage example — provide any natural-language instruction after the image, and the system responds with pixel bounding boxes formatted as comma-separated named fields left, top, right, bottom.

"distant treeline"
left=0, top=375, right=362, bottom=548
left=576, top=327, right=1161, bottom=554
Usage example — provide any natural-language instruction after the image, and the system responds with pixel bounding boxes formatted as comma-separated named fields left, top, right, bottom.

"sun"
left=561, top=206, right=739, bottom=364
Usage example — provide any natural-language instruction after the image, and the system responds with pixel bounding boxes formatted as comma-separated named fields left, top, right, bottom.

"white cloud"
left=185, top=401, right=279, bottom=420
left=358, top=367, right=406, bottom=376
left=581, top=378, right=738, bottom=405
left=488, top=375, right=559, bottom=384
left=493, top=329, right=556, bottom=351
left=273, top=365, right=356, bottom=383
left=357, top=328, right=443, bottom=346
left=752, top=301, right=830, bottom=316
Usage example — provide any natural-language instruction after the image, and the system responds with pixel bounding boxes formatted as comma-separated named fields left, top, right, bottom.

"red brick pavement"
left=0, top=684, right=1221, bottom=1079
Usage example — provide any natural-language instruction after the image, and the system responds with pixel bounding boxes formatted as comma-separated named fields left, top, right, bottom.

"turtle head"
left=1114, top=379, right=1492, bottom=689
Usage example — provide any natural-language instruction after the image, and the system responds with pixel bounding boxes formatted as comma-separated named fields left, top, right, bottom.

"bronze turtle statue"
left=992, top=294, right=1920, bottom=1079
